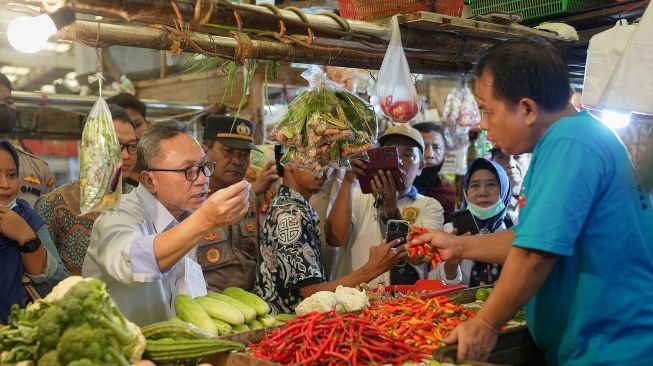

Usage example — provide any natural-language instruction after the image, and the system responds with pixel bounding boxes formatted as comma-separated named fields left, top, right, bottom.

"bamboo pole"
left=59, top=20, right=469, bottom=75
left=68, top=0, right=390, bottom=41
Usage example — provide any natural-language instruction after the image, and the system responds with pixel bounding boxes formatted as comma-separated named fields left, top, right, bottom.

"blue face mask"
left=1, top=199, right=17, bottom=210
left=467, top=199, right=505, bottom=220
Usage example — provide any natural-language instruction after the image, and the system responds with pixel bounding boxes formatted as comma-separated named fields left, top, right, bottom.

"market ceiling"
left=6, top=0, right=650, bottom=81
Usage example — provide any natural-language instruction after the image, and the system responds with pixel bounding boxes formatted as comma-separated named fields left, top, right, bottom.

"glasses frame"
left=119, top=143, right=138, bottom=155
left=146, top=160, right=216, bottom=181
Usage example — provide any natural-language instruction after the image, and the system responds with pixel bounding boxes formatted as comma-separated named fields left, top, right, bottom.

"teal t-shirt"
left=514, top=111, right=653, bottom=365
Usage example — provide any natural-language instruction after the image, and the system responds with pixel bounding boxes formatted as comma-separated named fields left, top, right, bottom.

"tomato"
left=379, top=95, right=419, bottom=123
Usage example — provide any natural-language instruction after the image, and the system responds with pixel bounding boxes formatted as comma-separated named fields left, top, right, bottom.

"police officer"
left=199, top=114, right=277, bottom=292
left=0, top=73, right=54, bottom=207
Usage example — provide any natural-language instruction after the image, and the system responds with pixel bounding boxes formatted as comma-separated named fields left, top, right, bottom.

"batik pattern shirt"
left=253, top=185, right=324, bottom=314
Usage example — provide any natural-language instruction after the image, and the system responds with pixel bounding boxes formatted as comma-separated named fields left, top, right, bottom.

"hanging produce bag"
left=443, top=83, right=480, bottom=128
left=266, top=66, right=377, bottom=174
left=376, top=16, right=420, bottom=123
left=581, top=19, right=637, bottom=109
left=597, top=4, right=653, bottom=114
left=79, top=97, right=122, bottom=214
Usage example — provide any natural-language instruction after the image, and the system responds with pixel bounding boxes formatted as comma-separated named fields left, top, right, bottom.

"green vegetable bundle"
left=266, top=66, right=377, bottom=173
left=79, top=97, right=122, bottom=214
left=0, top=277, right=145, bottom=366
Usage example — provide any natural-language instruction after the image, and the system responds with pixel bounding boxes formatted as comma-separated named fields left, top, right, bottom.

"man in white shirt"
left=326, top=124, right=444, bottom=286
left=82, top=121, right=250, bottom=325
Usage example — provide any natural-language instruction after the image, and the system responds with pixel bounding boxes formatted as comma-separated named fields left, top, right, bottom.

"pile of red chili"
left=361, top=295, right=477, bottom=353
left=248, top=310, right=430, bottom=365
left=407, top=226, right=443, bottom=268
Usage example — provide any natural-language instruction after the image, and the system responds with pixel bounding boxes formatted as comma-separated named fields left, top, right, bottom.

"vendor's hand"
left=344, top=159, right=366, bottom=184
left=251, top=161, right=280, bottom=195
left=410, top=229, right=461, bottom=262
left=370, top=170, right=398, bottom=213
left=366, top=238, right=408, bottom=275
left=200, top=180, right=250, bottom=227
left=0, top=207, right=35, bottom=244
left=445, top=316, right=498, bottom=362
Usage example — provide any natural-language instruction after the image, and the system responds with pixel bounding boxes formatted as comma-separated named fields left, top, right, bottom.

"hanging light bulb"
left=6, top=7, right=74, bottom=54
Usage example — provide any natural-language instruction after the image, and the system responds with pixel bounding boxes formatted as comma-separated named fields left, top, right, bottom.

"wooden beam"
left=58, top=20, right=470, bottom=75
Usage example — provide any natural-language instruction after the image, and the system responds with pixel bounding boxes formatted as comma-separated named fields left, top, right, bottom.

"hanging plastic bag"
left=376, top=16, right=420, bottom=123
left=266, top=65, right=377, bottom=174
left=581, top=19, right=637, bottom=109
left=443, top=83, right=480, bottom=128
left=79, top=97, right=122, bottom=214
left=598, top=4, right=653, bottom=114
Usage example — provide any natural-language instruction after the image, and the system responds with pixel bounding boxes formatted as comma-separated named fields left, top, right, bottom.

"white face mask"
left=467, top=199, right=505, bottom=220
left=1, top=198, right=17, bottom=210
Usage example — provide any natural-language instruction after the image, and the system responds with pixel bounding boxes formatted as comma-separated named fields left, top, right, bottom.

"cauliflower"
left=335, top=285, right=369, bottom=312
left=295, top=291, right=343, bottom=315
left=295, top=286, right=369, bottom=314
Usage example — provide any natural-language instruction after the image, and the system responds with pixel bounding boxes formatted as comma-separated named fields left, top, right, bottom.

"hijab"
left=0, top=139, right=44, bottom=322
left=460, top=158, right=511, bottom=233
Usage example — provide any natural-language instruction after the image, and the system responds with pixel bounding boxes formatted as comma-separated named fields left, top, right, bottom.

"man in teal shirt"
left=412, top=39, right=653, bottom=365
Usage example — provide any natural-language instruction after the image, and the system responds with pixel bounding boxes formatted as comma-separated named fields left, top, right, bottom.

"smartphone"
left=386, top=219, right=410, bottom=243
left=452, top=209, right=480, bottom=235
left=358, top=147, right=406, bottom=194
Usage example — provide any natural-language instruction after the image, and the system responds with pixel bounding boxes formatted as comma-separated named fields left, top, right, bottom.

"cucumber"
left=247, top=319, right=264, bottom=330
left=141, top=320, right=216, bottom=340
left=174, top=295, right=218, bottom=336
left=206, top=291, right=257, bottom=322
left=222, top=287, right=270, bottom=316
left=257, top=314, right=276, bottom=328
left=169, top=316, right=184, bottom=323
left=212, top=318, right=232, bottom=335
left=195, top=296, right=245, bottom=326
left=231, top=323, right=250, bottom=333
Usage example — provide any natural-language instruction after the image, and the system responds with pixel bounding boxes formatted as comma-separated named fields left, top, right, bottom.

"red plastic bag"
left=376, top=16, right=420, bottom=123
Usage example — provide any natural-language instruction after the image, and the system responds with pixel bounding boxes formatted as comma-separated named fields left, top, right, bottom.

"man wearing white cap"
left=326, top=124, right=444, bottom=286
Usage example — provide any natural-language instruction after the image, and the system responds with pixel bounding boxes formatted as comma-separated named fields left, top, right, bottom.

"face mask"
left=1, top=198, right=17, bottom=210
left=467, top=199, right=505, bottom=220
left=0, top=104, right=17, bottom=133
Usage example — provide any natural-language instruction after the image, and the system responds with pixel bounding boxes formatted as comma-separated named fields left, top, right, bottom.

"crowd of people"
left=1, top=38, right=652, bottom=365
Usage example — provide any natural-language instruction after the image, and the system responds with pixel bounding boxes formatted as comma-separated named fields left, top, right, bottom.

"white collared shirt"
left=82, top=185, right=195, bottom=326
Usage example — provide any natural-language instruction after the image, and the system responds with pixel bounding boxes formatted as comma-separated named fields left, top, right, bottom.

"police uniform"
left=197, top=115, right=262, bottom=292
left=16, top=146, right=54, bottom=208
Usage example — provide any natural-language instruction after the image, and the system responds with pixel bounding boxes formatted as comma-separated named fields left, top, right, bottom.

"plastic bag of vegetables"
left=266, top=65, right=377, bottom=174
left=79, top=97, right=122, bottom=214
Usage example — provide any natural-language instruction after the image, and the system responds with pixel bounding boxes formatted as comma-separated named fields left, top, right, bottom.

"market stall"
left=1, top=1, right=652, bottom=365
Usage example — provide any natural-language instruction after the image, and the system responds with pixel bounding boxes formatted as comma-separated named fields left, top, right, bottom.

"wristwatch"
left=18, top=237, right=42, bottom=253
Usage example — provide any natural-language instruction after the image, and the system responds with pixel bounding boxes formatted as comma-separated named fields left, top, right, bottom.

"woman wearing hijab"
left=429, top=158, right=512, bottom=286
left=0, top=140, right=68, bottom=323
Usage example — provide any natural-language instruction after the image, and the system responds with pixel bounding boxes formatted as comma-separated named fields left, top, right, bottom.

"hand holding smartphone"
left=358, top=147, right=405, bottom=194
left=452, top=209, right=479, bottom=235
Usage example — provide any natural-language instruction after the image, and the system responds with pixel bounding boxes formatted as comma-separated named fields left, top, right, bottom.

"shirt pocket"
left=196, top=228, right=231, bottom=270
left=239, top=219, right=258, bottom=260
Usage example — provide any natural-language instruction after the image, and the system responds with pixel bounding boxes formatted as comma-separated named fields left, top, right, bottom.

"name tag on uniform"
left=181, top=257, right=207, bottom=298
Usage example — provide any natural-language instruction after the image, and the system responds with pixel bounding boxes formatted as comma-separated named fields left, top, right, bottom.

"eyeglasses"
left=147, top=160, right=216, bottom=181
left=120, top=143, right=138, bottom=155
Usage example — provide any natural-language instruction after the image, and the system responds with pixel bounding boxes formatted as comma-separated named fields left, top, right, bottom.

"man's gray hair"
left=136, top=121, right=189, bottom=172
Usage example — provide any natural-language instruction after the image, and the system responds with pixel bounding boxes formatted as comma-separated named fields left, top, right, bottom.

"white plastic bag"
left=376, top=16, right=420, bottom=123
left=599, top=4, right=653, bottom=114
left=581, top=19, right=637, bottom=109
left=79, top=97, right=122, bottom=214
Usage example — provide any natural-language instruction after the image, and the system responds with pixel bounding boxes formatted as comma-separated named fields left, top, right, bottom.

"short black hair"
left=0, top=73, right=12, bottom=91
left=412, top=122, right=442, bottom=135
left=475, top=39, right=571, bottom=113
left=274, top=145, right=285, bottom=176
left=106, top=93, right=146, bottom=118
left=107, top=104, right=136, bottom=130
